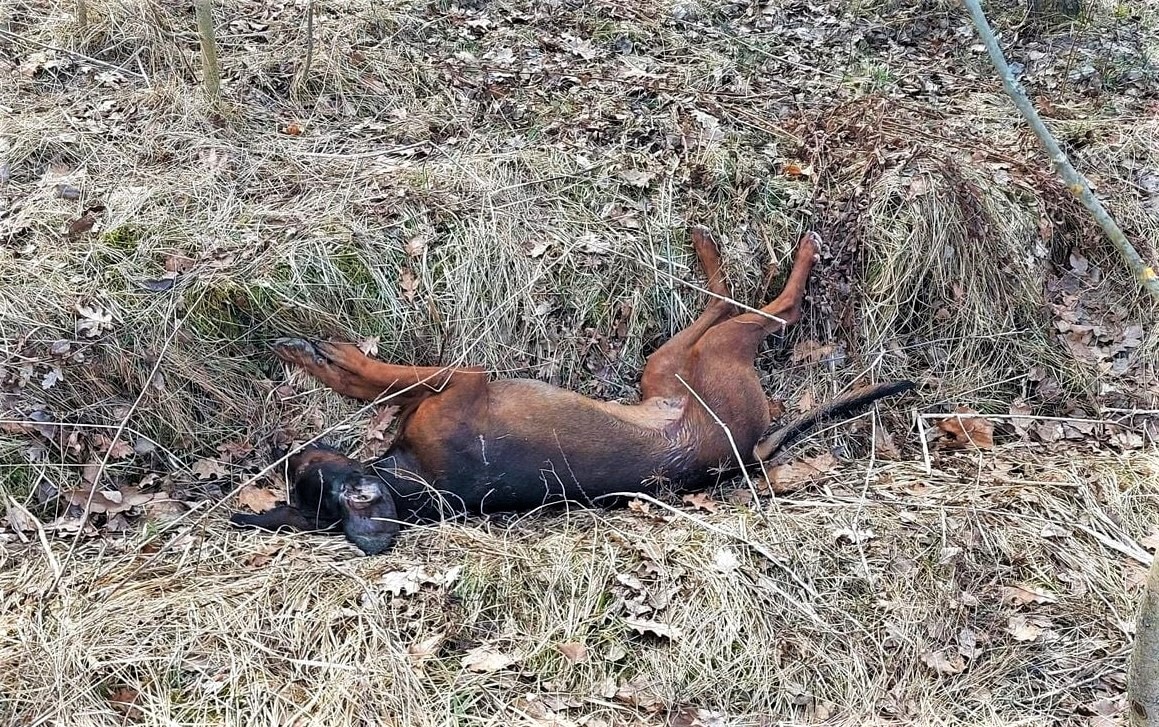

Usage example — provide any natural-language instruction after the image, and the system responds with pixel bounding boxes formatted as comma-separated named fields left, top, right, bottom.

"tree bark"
left=1130, top=554, right=1159, bottom=726
left=193, top=0, right=221, bottom=101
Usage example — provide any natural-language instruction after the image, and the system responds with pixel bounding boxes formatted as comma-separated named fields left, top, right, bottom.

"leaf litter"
left=1, top=0, right=1158, bottom=724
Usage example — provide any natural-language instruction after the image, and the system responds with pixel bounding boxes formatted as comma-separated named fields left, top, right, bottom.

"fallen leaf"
left=681, top=492, right=717, bottom=513
left=380, top=569, right=425, bottom=596
left=1001, top=584, right=1058, bottom=606
left=783, top=161, right=814, bottom=179
left=400, top=268, right=417, bottom=302
left=108, top=685, right=143, bottom=721
left=236, top=484, right=281, bottom=513
left=765, top=453, right=839, bottom=494
left=957, top=627, right=980, bottom=659
left=216, top=439, right=253, bottom=461
left=75, top=303, right=114, bottom=338
left=64, top=485, right=157, bottom=514
left=358, top=337, right=380, bottom=356
left=40, top=367, right=63, bottom=389
left=790, top=339, right=835, bottom=364
left=462, top=646, right=519, bottom=672
left=1085, top=695, right=1126, bottom=722
left=797, top=389, right=815, bottom=413
left=1126, top=563, right=1149, bottom=590
left=404, top=236, right=427, bottom=258
left=557, top=642, right=589, bottom=663
left=616, top=572, right=646, bottom=592
left=408, top=632, right=445, bottom=661
left=1010, top=399, right=1033, bottom=439
left=670, top=706, right=729, bottom=727
left=1140, top=527, right=1159, bottom=552
left=614, top=678, right=664, bottom=709
left=624, top=617, right=682, bottom=641
left=618, top=169, right=655, bottom=187
left=435, top=565, right=464, bottom=588
left=1007, top=615, right=1049, bottom=642
left=142, top=498, right=187, bottom=525
left=934, top=408, right=994, bottom=449
left=5, top=500, right=40, bottom=536
left=921, top=649, right=965, bottom=675
left=627, top=499, right=653, bottom=517
left=190, top=458, right=228, bottom=480
left=1040, top=523, right=1071, bottom=538
left=366, top=405, right=398, bottom=441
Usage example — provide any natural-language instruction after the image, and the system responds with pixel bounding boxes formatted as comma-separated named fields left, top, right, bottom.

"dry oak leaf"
left=765, top=452, right=839, bottom=494
left=5, top=500, right=41, bottom=535
left=65, top=485, right=157, bottom=514
left=921, top=649, right=966, bottom=675
left=1007, top=615, right=1050, bottom=642
left=1001, top=584, right=1058, bottom=607
left=790, top=339, right=835, bottom=365
left=1139, top=526, right=1159, bottom=552
left=190, top=458, right=228, bottom=480
left=461, top=645, right=520, bottom=673
left=108, top=685, right=143, bottom=722
left=782, top=161, right=814, bottom=179
left=556, top=642, right=589, bottom=664
left=366, top=405, right=399, bottom=441
left=408, top=632, right=445, bottom=661
left=380, top=568, right=425, bottom=597
left=357, top=336, right=380, bottom=356
left=624, top=617, right=683, bottom=641
left=614, top=678, right=664, bottom=710
left=236, top=484, right=281, bottom=513
left=618, top=169, right=655, bottom=187
left=681, top=492, right=718, bottom=513
left=75, top=303, right=113, bottom=338
left=934, top=407, right=994, bottom=450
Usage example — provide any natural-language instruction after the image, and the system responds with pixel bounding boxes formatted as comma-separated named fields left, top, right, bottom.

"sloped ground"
left=1, top=0, right=1159, bottom=724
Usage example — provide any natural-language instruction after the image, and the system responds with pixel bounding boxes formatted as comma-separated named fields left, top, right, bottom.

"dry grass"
left=3, top=0, right=1159, bottom=724
left=2, top=453, right=1156, bottom=725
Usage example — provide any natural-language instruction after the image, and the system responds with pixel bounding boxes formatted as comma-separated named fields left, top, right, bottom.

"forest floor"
left=2, top=0, right=1159, bottom=724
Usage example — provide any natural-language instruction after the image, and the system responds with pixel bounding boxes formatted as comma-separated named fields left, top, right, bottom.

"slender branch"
left=192, top=0, right=221, bottom=101
left=76, top=0, right=88, bottom=30
left=962, top=0, right=1159, bottom=300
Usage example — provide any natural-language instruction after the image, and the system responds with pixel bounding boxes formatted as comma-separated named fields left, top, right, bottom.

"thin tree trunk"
left=1130, top=554, right=1159, bottom=727
left=193, top=0, right=221, bottom=101
left=292, top=0, right=315, bottom=100
left=961, top=0, right=1159, bottom=301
